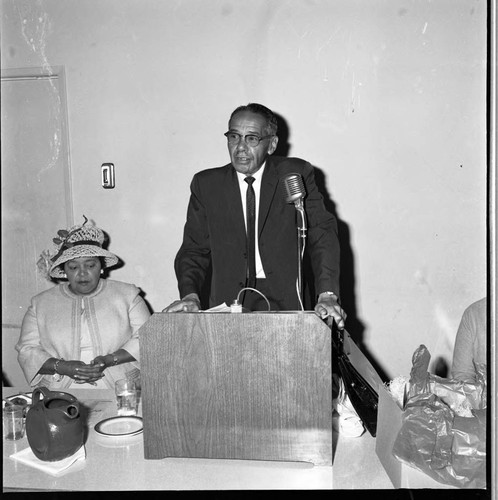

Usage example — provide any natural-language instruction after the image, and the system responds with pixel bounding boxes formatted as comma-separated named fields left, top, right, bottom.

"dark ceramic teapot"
left=25, top=386, right=84, bottom=461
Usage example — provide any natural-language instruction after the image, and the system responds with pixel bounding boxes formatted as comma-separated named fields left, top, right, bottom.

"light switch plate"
left=102, top=163, right=115, bottom=189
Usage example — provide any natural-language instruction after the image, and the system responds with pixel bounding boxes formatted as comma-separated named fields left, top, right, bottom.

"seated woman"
left=451, top=297, right=487, bottom=383
left=16, top=217, right=151, bottom=390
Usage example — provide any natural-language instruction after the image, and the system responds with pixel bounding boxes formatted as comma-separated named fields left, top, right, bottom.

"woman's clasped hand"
left=57, top=358, right=109, bottom=384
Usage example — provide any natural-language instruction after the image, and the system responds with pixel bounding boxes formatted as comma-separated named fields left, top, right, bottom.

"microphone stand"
left=294, top=198, right=307, bottom=307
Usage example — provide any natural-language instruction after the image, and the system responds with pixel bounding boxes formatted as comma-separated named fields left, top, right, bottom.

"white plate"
left=95, top=432, right=143, bottom=448
left=94, top=416, right=143, bottom=437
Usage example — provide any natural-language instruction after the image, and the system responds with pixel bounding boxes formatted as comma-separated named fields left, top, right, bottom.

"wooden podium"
left=139, top=311, right=332, bottom=465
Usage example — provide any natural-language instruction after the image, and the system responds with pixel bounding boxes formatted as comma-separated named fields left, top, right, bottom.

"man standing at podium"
left=163, top=103, right=345, bottom=328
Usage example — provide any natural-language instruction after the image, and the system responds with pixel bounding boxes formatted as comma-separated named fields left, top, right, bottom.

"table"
left=3, top=387, right=393, bottom=491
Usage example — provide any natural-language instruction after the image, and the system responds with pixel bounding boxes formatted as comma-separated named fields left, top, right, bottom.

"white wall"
left=1, top=0, right=487, bottom=379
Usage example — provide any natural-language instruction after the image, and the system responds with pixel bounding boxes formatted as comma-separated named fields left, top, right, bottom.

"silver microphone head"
left=283, top=173, right=306, bottom=204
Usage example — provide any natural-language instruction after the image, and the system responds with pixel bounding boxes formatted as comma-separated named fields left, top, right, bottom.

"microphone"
left=282, top=173, right=306, bottom=205
left=282, top=173, right=307, bottom=310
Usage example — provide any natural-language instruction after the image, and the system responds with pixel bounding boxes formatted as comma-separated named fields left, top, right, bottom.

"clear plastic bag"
left=391, top=345, right=486, bottom=489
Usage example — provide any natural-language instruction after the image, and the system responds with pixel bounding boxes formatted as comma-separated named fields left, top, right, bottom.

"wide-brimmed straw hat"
left=42, top=217, right=119, bottom=279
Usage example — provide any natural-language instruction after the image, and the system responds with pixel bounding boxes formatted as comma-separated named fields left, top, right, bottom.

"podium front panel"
left=139, top=312, right=332, bottom=465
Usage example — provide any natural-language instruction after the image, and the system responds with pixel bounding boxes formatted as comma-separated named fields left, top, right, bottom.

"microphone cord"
left=236, top=287, right=271, bottom=312
left=295, top=280, right=304, bottom=311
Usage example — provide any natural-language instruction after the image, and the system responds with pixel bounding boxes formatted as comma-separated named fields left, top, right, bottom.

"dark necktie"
left=245, top=176, right=256, bottom=288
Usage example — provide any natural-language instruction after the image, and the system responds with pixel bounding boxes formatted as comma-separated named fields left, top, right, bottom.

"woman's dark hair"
left=58, top=256, right=107, bottom=279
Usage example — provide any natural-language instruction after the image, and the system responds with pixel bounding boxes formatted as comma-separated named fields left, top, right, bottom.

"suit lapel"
left=224, top=165, right=246, bottom=240
left=258, top=157, right=280, bottom=236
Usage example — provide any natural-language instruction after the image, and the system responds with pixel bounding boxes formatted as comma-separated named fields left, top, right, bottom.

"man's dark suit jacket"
left=174, top=155, right=340, bottom=310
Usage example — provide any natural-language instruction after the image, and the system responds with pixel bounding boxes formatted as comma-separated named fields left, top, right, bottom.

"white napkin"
left=10, top=445, right=86, bottom=475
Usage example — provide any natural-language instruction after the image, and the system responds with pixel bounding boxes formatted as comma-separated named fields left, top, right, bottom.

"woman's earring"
left=62, top=271, right=67, bottom=278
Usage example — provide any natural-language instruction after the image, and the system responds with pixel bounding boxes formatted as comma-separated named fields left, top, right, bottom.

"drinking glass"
left=3, top=404, right=25, bottom=440
left=114, top=379, right=137, bottom=416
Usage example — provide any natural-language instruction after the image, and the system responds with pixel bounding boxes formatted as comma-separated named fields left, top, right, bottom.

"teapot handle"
left=32, top=386, right=51, bottom=405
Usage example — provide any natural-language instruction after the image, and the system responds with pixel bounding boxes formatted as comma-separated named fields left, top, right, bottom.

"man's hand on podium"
left=315, top=292, right=346, bottom=329
left=162, top=293, right=201, bottom=312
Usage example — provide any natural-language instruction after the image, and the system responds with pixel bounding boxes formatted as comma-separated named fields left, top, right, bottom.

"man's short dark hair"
left=230, top=103, right=278, bottom=136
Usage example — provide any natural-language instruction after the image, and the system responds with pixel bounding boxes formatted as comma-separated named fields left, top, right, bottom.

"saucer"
left=95, top=432, right=143, bottom=448
left=94, top=416, right=143, bottom=437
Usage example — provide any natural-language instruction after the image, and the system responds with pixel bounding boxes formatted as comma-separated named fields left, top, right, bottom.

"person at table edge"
left=15, top=218, right=151, bottom=390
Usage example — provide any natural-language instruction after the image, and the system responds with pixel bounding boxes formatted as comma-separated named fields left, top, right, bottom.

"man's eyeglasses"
left=224, top=132, right=273, bottom=147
